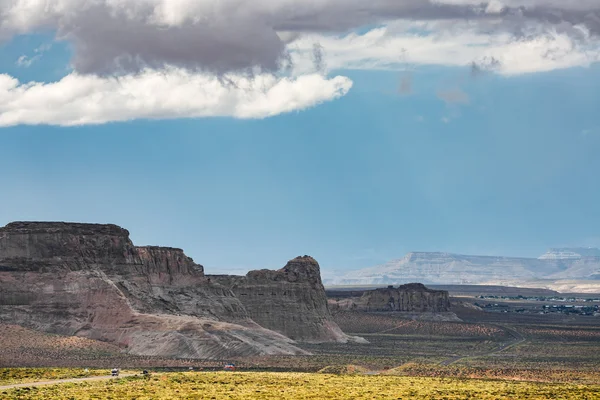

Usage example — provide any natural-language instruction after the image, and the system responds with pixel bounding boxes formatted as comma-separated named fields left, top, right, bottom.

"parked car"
left=224, top=364, right=236, bottom=371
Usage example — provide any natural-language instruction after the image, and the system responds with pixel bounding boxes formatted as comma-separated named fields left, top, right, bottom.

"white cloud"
left=1, top=1, right=599, bottom=126
left=15, top=43, right=52, bottom=68
left=4, top=20, right=598, bottom=126
left=485, top=0, right=506, bottom=14
left=1, top=0, right=599, bottom=75
left=287, top=24, right=600, bottom=76
left=34, top=43, right=52, bottom=53
left=16, top=55, right=40, bottom=68
left=0, top=69, right=352, bottom=127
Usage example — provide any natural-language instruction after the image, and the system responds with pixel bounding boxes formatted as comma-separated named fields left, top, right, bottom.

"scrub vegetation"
left=3, top=372, right=600, bottom=400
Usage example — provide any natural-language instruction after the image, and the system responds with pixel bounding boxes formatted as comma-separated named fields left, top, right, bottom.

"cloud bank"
left=2, top=0, right=598, bottom=75
left=287, top=24, right=600, bottom=76
left=0, top=71, right=351, bottom=126
left=0, top=0, right=598, bottom=125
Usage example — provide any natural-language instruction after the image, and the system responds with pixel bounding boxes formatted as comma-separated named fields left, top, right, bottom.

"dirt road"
left=439, top=324, right=526, bottom=366
left=0, top=374, right=137, bottom=391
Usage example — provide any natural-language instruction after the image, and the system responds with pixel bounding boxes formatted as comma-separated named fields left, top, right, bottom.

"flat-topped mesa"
left=212, top=256, right=362, bottom=344
left=1, top=221, right=129, bottom=236
left=396, top=283, right=435, bottom=292
left=0, top=222, right=205, bottom=278
left=0, top=221, right=136, bottom=270
left=360, top=283, right=451, bottom=312
left=135, top=246, right=204, bottom=278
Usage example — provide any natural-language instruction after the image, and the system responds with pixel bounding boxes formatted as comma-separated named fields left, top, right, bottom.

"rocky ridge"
left=328, top=251, right=600, bottom=286
left=212, top=256, right=360, bottom=343
left=0, top=221, right=353, bottom=359
left=539, top=247, right=600, bottom=260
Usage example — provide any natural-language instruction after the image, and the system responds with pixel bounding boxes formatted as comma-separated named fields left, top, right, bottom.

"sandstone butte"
left=359, top=283, right=451, bottom=312
left=327, top=284, right=451, bottom=314
left=0, top=222, right=363, bottom=360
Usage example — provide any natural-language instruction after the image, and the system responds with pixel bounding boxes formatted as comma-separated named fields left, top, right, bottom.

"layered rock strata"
left=0, top=222, right=353, bottom=358
left=360, top=283, right=451, bottom=312
left=328, top=283, right=451, bottom=313
left=211, top=256, right=359, bottom=343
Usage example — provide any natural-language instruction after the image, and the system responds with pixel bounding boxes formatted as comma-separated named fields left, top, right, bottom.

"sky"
left=1, top=0, right=599, bottom=276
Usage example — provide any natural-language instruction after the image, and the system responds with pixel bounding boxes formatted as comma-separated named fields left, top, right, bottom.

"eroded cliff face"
left=0, top=222, right=136, bottom=270
left=0, top=222, right=308, bottom=359
left=211, top=256, right=361, bottom=343
left=359, top=283, right=451, bottom=312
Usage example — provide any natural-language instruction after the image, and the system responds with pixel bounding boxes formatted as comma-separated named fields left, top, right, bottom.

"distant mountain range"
left=538, top=247, right=600, bottom=260
left=325, top=248, right=600, bottom=287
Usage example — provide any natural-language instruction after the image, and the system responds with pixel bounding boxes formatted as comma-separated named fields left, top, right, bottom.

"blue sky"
left=1, top=1, right=600, bottom=275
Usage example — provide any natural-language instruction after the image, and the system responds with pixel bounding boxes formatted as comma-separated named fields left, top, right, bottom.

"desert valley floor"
left=2, top=289, right=600, bottom=399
